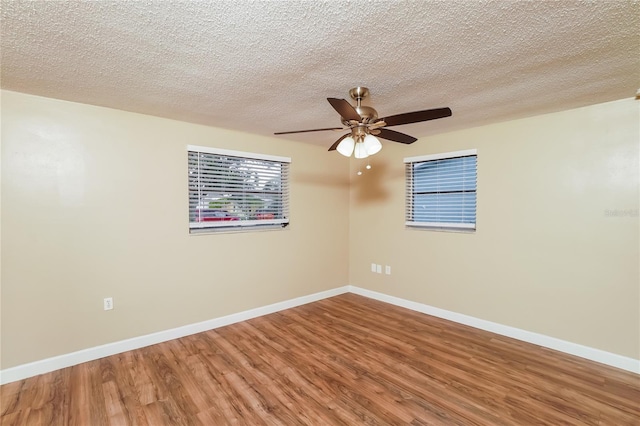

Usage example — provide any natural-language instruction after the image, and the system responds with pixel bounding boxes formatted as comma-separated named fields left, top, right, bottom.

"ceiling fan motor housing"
left=341, top=105, right=378, bottom=126
left=345, top=87, right=378, bottom=124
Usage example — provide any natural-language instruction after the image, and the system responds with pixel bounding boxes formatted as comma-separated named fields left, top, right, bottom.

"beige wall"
left=0, top=91, right=350, bottom=368
left=1, top=91, right=638, bottom=370
left=349, top=98, right=640, bottom=359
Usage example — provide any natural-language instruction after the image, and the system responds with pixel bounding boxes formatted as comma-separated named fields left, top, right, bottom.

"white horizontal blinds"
left=405, top=152, right=477, bottom=229
left=188, top=147, right=290, bottom=230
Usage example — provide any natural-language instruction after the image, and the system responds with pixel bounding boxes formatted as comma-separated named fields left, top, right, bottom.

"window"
left=188, top=145, right=290, bottom=233
left=405, top=149, right=477, bottom=230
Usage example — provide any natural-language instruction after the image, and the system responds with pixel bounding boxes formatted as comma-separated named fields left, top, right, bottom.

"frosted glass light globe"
left=354, top=142, right=369, bottom=159
left=336, top=136, right=355, bottom=157
left=363, top=134, right=382, bottom=155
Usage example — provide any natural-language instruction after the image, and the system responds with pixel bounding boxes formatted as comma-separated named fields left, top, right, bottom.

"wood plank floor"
left=1, top=293, right=639, bottom=425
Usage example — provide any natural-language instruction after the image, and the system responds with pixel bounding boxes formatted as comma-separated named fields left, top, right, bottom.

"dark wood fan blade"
left=328, top=134, right=349, bottom=151
left=274, top=127, right=343, bottom=135
left=382, top=107, right=452, bottom=127
left=377, top=128, right=417, bottom=144
left=327, top=98, right=361, bottom=121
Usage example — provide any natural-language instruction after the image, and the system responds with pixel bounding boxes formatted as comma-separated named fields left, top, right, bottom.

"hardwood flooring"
left=1, top=293, right=639, bottom=425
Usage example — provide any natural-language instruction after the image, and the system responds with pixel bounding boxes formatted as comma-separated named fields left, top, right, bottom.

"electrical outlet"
left=371, top=263, right=377, bottom=272
left=385, top=265, right=391, bottom=275
left=376, top=264, right=382, bottom=274
left=104, top=297, right=113, bottom=311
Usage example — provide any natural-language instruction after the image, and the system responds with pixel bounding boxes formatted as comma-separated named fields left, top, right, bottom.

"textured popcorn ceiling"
left=1, top=1, right=639, bottom=147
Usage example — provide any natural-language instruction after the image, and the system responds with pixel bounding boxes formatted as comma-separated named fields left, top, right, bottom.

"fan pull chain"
left=357, top=159, right=372, bottom=176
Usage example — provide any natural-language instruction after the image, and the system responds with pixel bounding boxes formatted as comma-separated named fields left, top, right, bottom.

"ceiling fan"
left=274, top=87, right=452, bottom=158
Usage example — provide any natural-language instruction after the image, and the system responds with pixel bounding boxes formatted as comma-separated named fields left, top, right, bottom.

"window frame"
left=404, top=149, right=477, bottom=231
left=188, top=145, right=291, bottom=234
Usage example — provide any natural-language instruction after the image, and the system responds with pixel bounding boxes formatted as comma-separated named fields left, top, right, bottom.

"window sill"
left=406, top=224, right=475, bottom=234
left=189, top=223, right=289, bottom=235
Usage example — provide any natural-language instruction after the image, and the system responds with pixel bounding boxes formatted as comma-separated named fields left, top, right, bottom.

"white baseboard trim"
left=2, top=284, right=637, bottom=384
left=348, top=285, right=640, bottom=374
left=0, top=286, right=350, bottom=385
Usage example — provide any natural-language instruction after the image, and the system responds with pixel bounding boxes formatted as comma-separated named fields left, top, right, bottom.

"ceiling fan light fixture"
left=275, top=88, right=452, bottom=154
left=354, top=141, right=369, bottom=159
left=363, top=134, right=382, bottom=155
left=336, top=136, right=355, bottom=157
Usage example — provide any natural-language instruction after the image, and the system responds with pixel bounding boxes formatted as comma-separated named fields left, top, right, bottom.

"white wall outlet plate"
left=104, top=297, right=113, bottom=311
